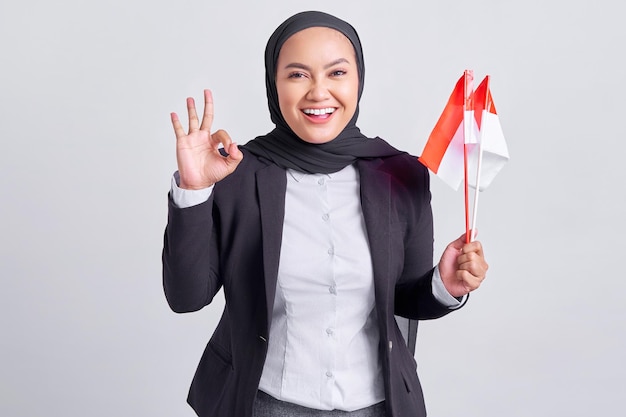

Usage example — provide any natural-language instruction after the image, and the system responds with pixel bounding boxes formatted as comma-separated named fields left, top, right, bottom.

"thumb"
left=212, top=129, right=243, bottom=167
left=447, top=232, right=467, bottom=252
left=440, top=233, right=465, bottom=267
left=225, top=142, right=243, bottom=167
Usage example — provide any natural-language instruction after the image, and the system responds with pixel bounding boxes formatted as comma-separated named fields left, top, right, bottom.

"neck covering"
left=243, top=10, right=403, bottom=174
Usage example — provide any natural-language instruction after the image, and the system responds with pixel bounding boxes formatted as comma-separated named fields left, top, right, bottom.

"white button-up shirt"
left=258, top=166, right=383, bottom=411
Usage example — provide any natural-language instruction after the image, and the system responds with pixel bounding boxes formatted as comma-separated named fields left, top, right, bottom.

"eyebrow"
left=283, top=58, right=350, bottom=71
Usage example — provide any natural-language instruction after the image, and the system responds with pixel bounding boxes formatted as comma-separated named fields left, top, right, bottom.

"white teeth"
left=303, top=108, right=335, bottom=115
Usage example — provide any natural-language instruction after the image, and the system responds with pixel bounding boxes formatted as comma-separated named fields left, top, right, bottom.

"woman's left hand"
left=438, top=233, right=489, bottom=298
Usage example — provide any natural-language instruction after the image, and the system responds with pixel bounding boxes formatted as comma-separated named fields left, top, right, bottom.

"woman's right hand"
left=170, top=89, right=243, bottom=189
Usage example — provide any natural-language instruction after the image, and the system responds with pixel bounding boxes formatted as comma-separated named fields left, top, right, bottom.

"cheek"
left=276, top=83, right=299, bottom=114
left=339, top=95, right=358, bottom=121
left=339, top=79, right=359, bottom=110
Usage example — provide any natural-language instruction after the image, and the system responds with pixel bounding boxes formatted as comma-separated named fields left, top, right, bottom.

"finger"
left=457, top=259, right=487, bottom=278
left=447, top=233, right=467, bottom=254
left=459, top=241, right=484, bottom=256
left=225, top=142, right=244, bottom=165
left=211, top=129, right=233, bottom=149
left=199, top=89, right=214, bottom=132
left=170, top=112, right=186, bottom=139
left=458, top=260, right=488, bottom=277
left=212, top=131, right=243, bottom=172
left=457, top=254, right=488, bottom=277
left=187, top=97, right=200, bottom=132
left=456, top=270, right=483, bottom=291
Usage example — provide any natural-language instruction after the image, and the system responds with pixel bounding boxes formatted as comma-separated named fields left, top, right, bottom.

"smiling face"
left=275, top=26, right=359, bottom=144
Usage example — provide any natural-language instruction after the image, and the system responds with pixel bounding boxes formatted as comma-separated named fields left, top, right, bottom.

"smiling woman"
left=163, top=10, right=489, bottom=417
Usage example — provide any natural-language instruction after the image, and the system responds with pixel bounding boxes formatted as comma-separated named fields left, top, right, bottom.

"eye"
left=330, top=69, right=347, bottom=77
left=287, top=71, right=307, bottom=79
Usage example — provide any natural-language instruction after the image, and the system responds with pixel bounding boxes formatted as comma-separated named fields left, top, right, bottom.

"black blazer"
left=163, top=149, right=457, bottom=417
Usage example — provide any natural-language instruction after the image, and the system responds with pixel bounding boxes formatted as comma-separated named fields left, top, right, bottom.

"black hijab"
left=243, top=10, right=403, bottom=174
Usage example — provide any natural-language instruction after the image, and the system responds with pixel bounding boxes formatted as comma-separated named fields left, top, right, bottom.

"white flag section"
left=435, top=112, right=479, bottom=191
left=465, top=110, right=479, bottom=144
left=470, top=108, right=509, bottom=191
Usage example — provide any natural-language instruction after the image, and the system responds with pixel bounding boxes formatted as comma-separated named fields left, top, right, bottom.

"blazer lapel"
left=357, top=159, right=392, bottom=318
left=256, top=164, right=287, bottom=330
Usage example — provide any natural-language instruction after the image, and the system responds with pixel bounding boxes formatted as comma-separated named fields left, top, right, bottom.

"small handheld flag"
left=472, top=75, right=509, bottom=191
left=419, top=71, right=509, bottom=242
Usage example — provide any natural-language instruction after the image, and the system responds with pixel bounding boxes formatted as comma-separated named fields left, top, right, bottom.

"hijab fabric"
left=243, top=10, right=403, bottom=174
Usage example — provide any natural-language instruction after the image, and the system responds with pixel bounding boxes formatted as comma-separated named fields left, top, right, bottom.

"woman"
left=163, top=10, right=488, bottom=417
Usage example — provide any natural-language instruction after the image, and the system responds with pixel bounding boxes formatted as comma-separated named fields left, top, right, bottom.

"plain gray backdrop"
left=1, top=0, right=624, bottom=415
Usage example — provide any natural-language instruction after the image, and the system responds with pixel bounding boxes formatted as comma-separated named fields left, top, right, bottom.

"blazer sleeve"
left=162, top=193, right=222, bottom=313
left=393, top=159, right=456, bottom=320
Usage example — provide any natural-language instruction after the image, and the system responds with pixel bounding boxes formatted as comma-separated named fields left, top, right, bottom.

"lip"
left=301, top=107, right=337, bottom=124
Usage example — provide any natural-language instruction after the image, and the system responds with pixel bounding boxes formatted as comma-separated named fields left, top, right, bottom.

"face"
left=275, top=26, right=359, bottom=144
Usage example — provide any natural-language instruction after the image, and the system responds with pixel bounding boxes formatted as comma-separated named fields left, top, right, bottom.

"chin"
left=296, top=129, right=339, bottom=145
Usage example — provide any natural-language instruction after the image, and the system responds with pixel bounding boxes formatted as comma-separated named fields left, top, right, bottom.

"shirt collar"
left=287, top=169, right=333, bottom=183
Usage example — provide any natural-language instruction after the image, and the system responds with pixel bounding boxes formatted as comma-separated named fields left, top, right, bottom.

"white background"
left=1, top=0, right=624, bottom=416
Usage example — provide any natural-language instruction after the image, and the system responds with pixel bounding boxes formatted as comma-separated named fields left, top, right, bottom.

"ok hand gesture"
left=171, top=89, right=243, bottom=189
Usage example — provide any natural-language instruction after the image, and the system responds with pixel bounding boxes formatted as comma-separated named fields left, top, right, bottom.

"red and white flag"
left=471, top=75, right=509, bottom=191
left=418, top=70, right=478, bottom=190
left=419, top=71, right=509, bottom=242
left=419, top=71, right=508, bottom=191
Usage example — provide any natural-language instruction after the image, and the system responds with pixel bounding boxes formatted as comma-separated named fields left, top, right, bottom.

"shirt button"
left=328, top=285, right=337, bottom=295
left=318, top=178, right=325, bottom=185
left=326, top=328, right=334, bottom=335
left=322, top=213, right=330, bottom=221
left=327, top=248, right=334, bottom=255
left=326, top=371, right=333, bottom=378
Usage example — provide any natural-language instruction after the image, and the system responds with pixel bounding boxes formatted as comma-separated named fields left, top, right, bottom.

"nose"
left=306, top=78, right=330, bottom=101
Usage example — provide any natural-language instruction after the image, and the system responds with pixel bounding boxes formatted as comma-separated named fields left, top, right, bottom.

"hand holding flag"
left=438, top=232, right=489, bottom=298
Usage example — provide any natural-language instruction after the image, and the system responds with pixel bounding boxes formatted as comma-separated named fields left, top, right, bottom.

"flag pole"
left=463, top=70, right=473, bottom=244
left=464, top=142, right=470, bottom=243
left=470, top=75, right=490, bottom=242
